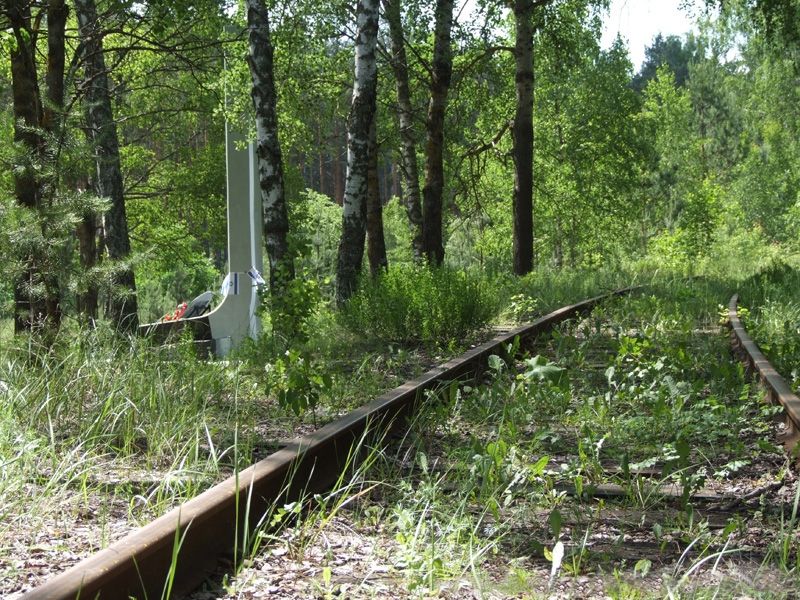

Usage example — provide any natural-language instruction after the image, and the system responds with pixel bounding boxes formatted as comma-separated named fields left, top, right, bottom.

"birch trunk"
left=384, top=0, right=424, bottom=261
left=512, top=0, right=534, bottom=276
left=421, top=0, right=453, bottom=266
left=246, top=0, right=293, bottom=291
left=336, top=0, right=379, bottom=303
left=75, top=0, right=139, bottom=330
left=366, top=118, right=388, bottom=276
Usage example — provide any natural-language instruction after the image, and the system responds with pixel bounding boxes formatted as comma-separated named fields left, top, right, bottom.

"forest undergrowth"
left=3, top=0, right=800, bottom=596
left=3, top=262, right=800, bottom=598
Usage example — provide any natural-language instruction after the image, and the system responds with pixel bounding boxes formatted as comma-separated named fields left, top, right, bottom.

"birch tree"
left=336, top=0, right=379, bottom=303
left=421, top=0, right=454, bottom=265
left=75, top=0, right=139, bottom=330
left=246, top=0, right=293, bottom=291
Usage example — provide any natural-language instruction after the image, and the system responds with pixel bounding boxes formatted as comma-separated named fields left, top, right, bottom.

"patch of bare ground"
left=2, top=487, right=138, bottom=599
left=189, top=499, right=799, bottom=599
left=1, top=461, right=208, bottom=597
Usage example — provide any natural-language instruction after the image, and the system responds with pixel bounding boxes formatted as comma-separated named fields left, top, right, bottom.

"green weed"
left=339, top=264, right=498, bottom=347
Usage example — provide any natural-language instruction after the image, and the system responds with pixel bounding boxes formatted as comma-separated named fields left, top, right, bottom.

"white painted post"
left=206, top=123, right=263, bottom=356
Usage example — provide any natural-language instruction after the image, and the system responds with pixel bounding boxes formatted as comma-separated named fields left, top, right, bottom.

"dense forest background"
left=1, top=0, right=798, bottom=334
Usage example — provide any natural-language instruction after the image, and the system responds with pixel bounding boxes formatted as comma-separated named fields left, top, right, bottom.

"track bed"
left=194, top=284, right=800, bottom=599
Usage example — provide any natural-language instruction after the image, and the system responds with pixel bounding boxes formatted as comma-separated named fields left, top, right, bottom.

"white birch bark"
left=336, top=0, right=379, bottom=303
left=246, top=0, right=293, bottom=291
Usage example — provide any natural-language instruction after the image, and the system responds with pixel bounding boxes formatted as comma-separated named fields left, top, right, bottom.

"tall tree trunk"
left=333, top=121, right=344, bottom=205
left=381, top=158, right=389, bottom=204
left=246, top=0, right=294, bottom=291
left=554, top=214, right=563, bottom=268
left=42, top=0, right=68, bottom=327
left=76, top=210, right=99, bottom=322
left=336, top=0, right=379, bottom=303
left=317, top=124, right=326, bottom=196
left=75, top=0, right=139, bottom=331
left=384, top=0, right=424, bottom=261
left=7, top=0, right=47, bottom=332
left=366, top=119, right=387, bottom=276
left=512, top=0, right=534, bottom=276
left=421, top=0, right=454, bottom=266
left=569, top=214, right=577, bottom=268
left=7, top=2, right=41, bottom=210
left=391, top=160, right=401, bottom=198
left=555, top=96, right=567, bottom=270
left=43, top=0, right=67, bottom=135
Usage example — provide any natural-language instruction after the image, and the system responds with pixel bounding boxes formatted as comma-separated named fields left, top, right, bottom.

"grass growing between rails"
left=734, top=260, right=800, bottom=393
left=0, top=264, right=642, bottom=597
left=212, top=278, right=800, bottom=599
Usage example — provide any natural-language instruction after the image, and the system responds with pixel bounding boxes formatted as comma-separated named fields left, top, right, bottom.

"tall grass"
left=340, top=265, right=499, bottom=346
left=0, top=325, right=253, bottom=463
left=0, top=322, right=264, bottom=571
left=0, top=317, right=11, bottom=343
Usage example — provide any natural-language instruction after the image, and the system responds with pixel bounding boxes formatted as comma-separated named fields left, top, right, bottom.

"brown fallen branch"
left=718, top=477, right=787, bottom=512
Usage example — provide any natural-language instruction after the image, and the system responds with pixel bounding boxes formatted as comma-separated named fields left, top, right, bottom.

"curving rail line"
left=21, top=287, right=638, bottom=600
left=728, top=294, right=800, bottom=451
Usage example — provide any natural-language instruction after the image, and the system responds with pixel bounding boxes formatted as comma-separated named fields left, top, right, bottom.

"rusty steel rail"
left=729, top=294, right=800, bottom=450
left=21, top=287, right=636, bottom=600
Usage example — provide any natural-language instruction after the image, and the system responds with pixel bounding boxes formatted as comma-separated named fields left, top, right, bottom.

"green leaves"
left=521, top=355, right=568, bottom=391
left=265, top=350, right=332, bottom=417
left=548, top=508, right=563, bottom=539
left=487, top=354, right=505, bottom=374
left=634, top=558, right=652, bottom=578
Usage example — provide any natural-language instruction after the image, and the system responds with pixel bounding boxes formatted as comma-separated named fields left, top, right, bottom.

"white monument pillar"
left=205, top=124, right=264, bottom=356
left=140, top=122, right=263, bottom=357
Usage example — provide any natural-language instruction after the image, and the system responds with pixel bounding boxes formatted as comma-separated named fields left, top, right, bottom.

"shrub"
left=289, top=188, right=341, bottom=289
left=339, top=265, right=498, bottom=346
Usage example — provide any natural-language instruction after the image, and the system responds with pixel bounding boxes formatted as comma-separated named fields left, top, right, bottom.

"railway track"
left=18, top=286, right=800, bottom=599
left=728, top=294, right=800, bottom=452
left=20, top=288, right=638, bottom=600
left=204, top=285, right=800, bottom=599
